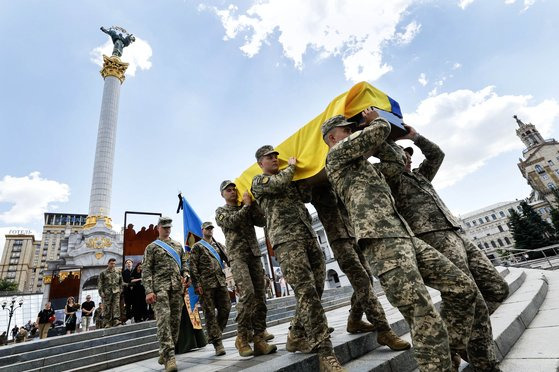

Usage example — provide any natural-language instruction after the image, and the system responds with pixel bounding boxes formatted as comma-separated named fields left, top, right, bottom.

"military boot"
left=452, top=352, right=462, bottom=372
left=214, top=340, right=226, bottom=356
left=377, top=330, right=411, bottom=351
left=262, top=329, right=275, bottom=341
left=158, top=354, right=165, bottom=365
left=165, top=358, right=178, bottom=372
left=346, top=314, right=376, bottom=334
left=253, top=332, right=278, bottom=356
left=235, top=333, right=254, bottom=357
left=318, top=354, right=346, bottom=372
left=286, top=330, right=311, bottom=353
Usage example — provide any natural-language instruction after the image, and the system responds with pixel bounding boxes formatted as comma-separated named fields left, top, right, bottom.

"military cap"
left=201, top=221, right=214, bottom=229
left=403, top=147, right=414, bottom=156
left=220, top=180, right=236, bottom=193
left=255, top=145, right=279, bottom=161
left=321, top=115, right=353, bottom=138
left=158, top=216, right=173, bottom=227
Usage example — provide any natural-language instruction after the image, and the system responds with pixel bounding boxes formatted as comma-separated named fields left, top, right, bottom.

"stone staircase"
left=0, top=286, right=355, bottom=372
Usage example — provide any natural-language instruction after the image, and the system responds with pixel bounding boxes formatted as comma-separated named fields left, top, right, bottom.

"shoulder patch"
left=261, top=176, right=270, bottom=184
left=218, top=214, right=225, bottom=221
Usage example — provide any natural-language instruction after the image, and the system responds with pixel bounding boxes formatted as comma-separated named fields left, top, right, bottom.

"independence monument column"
left=84, top=26, right=135, bottom=229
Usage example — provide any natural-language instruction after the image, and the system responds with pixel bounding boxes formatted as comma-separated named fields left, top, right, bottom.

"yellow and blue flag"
left=234, top=81, right=404, bottom=197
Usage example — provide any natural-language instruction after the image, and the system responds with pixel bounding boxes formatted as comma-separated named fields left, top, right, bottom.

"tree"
left=0, top=278, right=18, bottom=292
left=509, top=201, right=557, bottom=259
left=508, top=209, right=532, bottom=251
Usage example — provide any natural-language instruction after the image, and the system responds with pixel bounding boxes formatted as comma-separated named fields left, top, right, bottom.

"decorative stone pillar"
left=84, top=55, right=129, bottom=229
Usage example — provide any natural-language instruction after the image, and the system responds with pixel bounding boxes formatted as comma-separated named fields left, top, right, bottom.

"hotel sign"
left=8, top=229, right=32, bottom=235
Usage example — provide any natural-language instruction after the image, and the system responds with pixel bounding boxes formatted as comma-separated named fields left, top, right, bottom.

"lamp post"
left=2, top=296, right=24, bottom=341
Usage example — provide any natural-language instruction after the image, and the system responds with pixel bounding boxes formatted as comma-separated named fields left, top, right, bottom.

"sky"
left=1, top=0, right=558, bottom=252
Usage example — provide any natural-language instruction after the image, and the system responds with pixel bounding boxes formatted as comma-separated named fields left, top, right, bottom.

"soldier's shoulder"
left=252, top=174, right=270, bottom=187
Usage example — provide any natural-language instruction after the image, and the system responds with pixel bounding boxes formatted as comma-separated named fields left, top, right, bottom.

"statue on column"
left=100, top=26, right=135, bottom=57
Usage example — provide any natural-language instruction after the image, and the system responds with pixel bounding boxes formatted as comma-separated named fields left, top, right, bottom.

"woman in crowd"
left=64, top=297, right=79, bottom=334
left=36, top=302, right=55, bottom=339
left=130, top=263, right=148, bottom=322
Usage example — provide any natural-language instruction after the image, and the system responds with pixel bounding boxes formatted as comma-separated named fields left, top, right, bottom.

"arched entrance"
left=327, top=269, right=341, bottom=289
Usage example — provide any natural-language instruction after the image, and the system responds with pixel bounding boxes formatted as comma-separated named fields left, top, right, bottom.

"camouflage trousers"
left=275, top=239, right=333, bottom=355
left=153, top=289, right=183, bottom=362
left=102, top=292, right=121, bottom=327
left=230, top=255, right=268, bottom=337
left=420, top=230, right=502, bottom=370
left=199, top=286, right=231, bottom=344
left=361, top=237, right=477, bottom=372
left=458, top=233, right=510, bottom=314
left=329, top=238, right=390, bottom=331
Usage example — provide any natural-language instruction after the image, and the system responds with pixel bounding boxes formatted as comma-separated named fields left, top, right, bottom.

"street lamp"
left=2, top=296, right=24, bottom=341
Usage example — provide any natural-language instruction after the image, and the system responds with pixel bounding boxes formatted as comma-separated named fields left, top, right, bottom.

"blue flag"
left=178, top=194, right=202, bottom=311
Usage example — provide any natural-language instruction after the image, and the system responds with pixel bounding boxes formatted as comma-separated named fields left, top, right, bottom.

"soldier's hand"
left=288, top=157, right=297, bottom=166
left=145, top=292, right=157, bottom=304
left=398, top=124, right=417, bottom=141
left=362, top=107, right=379, bottom=123
left=242, top=192, right=252, bottom=206
left=195, top=286, right=203, bottom=295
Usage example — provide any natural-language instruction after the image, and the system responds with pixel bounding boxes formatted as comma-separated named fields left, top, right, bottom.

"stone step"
left=343, top=267, right=547, bottom=372
left=240, top=266, right=519, bottom=372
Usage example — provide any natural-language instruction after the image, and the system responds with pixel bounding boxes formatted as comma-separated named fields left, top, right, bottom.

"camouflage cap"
left=158, top=216, right=173, bottom=227
left=321, top=115, right=353, bottom=139
left=255, top=145, right=279, bottom=161
left=403, top=147, right=414, bottom=156
left=201, top=221, right=214, bottom=229
left=220, top=180, right=236, bottom=193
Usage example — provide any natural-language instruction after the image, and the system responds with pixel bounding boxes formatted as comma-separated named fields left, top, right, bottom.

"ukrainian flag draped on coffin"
left=234, top=81, right=403, bottom=196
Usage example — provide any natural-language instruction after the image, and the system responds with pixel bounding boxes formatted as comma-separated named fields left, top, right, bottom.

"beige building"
left=0, top=231, right=40, bottom=292
left=459, top=201, right=522, bottom=262
left=516, top=115, right=559, bottom=214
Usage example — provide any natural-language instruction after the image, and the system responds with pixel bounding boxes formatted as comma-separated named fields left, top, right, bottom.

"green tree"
left=509, top=201, right=557, bottom=259
left=0, top=278, right=18, bottom=292
left=508, top=208, right=532, bottom=251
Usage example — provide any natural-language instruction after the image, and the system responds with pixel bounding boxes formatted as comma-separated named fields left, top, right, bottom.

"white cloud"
left=418, top=72, right=428, bottom=86
left=460, top=0, right=536, bottom=10
left=452, top=62, right=462, bottom=69
left=458, top=0, right=475, bottom=9
left=0, top=172, right=70, bottom=224
left=90, top=37, right=153, bottom=77
left=403, top=87, right=559, bottom=189
left=207, top=0, right=420, bottom=82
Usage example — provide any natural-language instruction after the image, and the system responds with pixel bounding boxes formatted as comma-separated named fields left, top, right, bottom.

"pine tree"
left=508, top=209, right=532, bottom=251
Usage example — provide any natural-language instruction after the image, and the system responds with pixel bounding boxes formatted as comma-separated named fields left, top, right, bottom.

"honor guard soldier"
left=142, top=217, right=189, bottom=372
left=98, top=258, right=123, bottom=328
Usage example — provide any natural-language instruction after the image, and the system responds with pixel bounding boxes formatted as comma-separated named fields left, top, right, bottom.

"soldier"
left=251, top=145, right=344, bottom=372
left=309, top=183, right=410, bottom=351
left=98, top=258, right=123, bottom=328
left=190, top=222, right=232, bottom=356
left=215, top=180, right=277, bottom=357
left=376, top=127, right=507, bottom=370
left=322, top=112, right=478, bottom=372
left=142, top=217, right=189, bottom=372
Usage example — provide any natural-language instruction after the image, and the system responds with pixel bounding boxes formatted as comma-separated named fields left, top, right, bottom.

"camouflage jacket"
left=377, top=135, right=461, bottom=235
left=142, top=238, right=187, bottom=294
left=311, top=183, right=354, bottom=242
left=190, top=239, right=228, bottom=289
left=215, top=203, right=265, bottom=260
left=251, top=164, right=315, bottom=247
left=325, top=118, right=413, bottom=241
left=98, top=268, right=123, bottom=298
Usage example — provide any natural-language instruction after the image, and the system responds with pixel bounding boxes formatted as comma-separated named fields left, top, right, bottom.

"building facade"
left=0, top=231, right=40, bottom=292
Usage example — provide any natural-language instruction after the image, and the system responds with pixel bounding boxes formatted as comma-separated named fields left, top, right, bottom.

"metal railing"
left=489, top=244, right=559, bottom=270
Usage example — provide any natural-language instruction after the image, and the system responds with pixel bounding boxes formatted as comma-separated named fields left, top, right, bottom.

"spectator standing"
left=64, top=297, right=79, bottom=334
left=15, top=328, right=27, bottom=343
left=36, top=302, right=55, bottom=339
left=94, top=303, right=105, bottom=329
left=279, top=277, right=287, bottom=297
left=81, top=295, right=96, bottom=332
left=11, top=325, right=18, bottom=340
left=122, top=259, right=134, bottom=321
left=131, top=263, right=148, bottom=322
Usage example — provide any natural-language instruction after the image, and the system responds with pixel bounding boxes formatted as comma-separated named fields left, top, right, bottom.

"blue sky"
left=1, top=0, right=558, bottom=249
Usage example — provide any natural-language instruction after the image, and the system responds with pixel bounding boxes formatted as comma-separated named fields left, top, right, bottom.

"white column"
left=88, top=76, right=121, bottom=217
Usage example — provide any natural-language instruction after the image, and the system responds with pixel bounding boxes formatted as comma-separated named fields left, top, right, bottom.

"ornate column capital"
left=100, top=55, right=129, bottom=83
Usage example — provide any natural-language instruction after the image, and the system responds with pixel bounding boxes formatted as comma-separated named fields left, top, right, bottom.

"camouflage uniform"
left=324, top=116, right=478, bottom=371
left=190, top=239, right=231, bottom=345
left=310, top=183, right=391, bottom=332
left=215, top=202, right=268, bottom=339
left=378, top=136, right=507, bottom=370
left=252, top=163, right=332, bottom=355
left=98, top=266, right=122, bottom=327
left=142, top=238, right=187, bottom=364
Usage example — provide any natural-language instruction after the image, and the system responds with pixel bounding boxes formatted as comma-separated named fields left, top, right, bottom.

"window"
left=9, top=259, right=18, bottom=265
left=466, top=222, right=471, bottom=227
left=499, top=211, right=506, bottom=217
left=491, top=241, right=497, bottom=248
left=498, top=225, right=504, bottom=232
left=549, top=160, right=554, bottom=166
left=542, top=174, right=549, bottom=180
left=12, top=246, right=21, bottom=252
left=6, top=273, right=16, bottom=279
left=504, top=237, right=511, bottom=245
left=484, top=242, right=489, bottom=248
left=498, top=239, right=504, bottom=247
left=491, top=214, right=497, bottom=220
left=10, top=252, right=20, bottom=258
left=535, top=164, right=544, bottom=173
left=485, top=216, right=490, bottom=222
left=548, top=182, right=556, bottom=190
left=472, top=220, right=477, bottom=226
left=477, top=244, right=483, bottom=250
left=478, top=218, right=484, bottom=224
